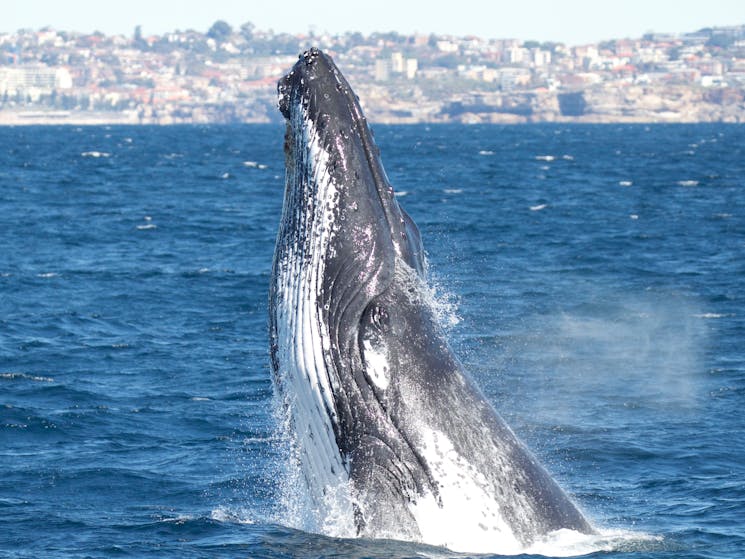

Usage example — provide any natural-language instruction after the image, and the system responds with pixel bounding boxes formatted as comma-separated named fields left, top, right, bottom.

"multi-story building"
left=0, top=65, right=73, bottom=99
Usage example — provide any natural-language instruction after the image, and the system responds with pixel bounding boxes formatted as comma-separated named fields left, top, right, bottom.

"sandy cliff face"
left=2, top=83, right=743, bottom=125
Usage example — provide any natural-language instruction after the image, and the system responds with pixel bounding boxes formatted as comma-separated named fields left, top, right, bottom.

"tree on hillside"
left=133, top=25, right=148, bottom=50
left=707, top=34, right=735, bottom=49
left=207, top=20, right=233, bottom=43
left=240, top=22, right=255, bottom=42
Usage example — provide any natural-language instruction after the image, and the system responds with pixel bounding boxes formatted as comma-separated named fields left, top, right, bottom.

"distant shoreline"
left=1, top=109, right=742, bottom=126
left=0, top=109, right=273, bottom=126
left=3, top=24, right=745, bottom=129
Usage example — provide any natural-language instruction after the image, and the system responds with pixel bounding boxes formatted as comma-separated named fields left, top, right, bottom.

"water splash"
left=524, top=528, right=664, bottom=557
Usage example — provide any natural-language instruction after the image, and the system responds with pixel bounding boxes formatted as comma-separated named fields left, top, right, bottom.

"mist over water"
left=1, top=123, right=744, bottom=558
left=507, top=291, right=707, bottom=417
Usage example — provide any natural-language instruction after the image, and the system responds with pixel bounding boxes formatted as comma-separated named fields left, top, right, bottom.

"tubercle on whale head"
left=279, top=47, right=326, bottom=119
left=277, top=47, right=426, bottom=276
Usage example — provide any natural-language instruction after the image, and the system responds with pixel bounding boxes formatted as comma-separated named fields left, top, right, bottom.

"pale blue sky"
left=5, top=0, right=745, bottom=46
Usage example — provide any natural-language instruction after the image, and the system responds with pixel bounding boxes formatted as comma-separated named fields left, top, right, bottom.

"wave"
left=1, top=372, right=55, bottom=383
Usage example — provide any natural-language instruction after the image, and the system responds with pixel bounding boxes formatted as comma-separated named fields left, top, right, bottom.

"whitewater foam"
left=1, top=372, right=54, bottom=383
left=211, top=507, right=256, bottom=524
left=523, top=527, right=664, bottom=557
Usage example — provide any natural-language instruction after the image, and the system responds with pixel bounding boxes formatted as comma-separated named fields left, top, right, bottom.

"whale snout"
left=278, top=48, right=323, bottom=118
left=278, top=47, right=322, bottom=118
left=278, top=47, right=358, bottom=124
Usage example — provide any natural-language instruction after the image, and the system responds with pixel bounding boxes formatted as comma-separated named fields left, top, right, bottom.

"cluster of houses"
left=1, top=23, right=744, bottom=123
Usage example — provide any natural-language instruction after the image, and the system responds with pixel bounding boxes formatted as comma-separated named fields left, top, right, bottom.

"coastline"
left=3, top=83, right=743, bottom=126
left=3, top=25, right=744, bottom=128
left=1, top=108, right=742, bottom=126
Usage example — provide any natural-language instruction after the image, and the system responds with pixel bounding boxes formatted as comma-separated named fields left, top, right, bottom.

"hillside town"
left=1, top=21, right=745, bottom=124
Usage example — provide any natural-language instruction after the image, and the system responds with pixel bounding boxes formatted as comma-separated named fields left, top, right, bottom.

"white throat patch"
left=273, top=104, right=354, bottom=536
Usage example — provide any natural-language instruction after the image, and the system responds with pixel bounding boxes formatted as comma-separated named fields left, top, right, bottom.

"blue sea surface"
left=1, top=123, right=744, bottom=558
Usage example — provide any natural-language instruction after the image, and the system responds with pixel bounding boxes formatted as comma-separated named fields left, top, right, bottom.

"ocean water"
left=1, top=123, right=744, bottom=558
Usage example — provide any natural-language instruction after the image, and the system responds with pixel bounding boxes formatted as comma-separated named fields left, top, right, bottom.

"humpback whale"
left=269, top=47, right=593, bottom=554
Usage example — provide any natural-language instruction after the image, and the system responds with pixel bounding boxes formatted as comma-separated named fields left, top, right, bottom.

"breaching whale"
left=269, top=47, right=594, bottom=554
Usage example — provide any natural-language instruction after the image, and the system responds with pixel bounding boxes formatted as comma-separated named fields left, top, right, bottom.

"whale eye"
left=370, top=304, right=389, bottom=331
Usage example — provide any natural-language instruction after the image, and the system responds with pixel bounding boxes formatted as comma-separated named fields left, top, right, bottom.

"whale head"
left=277, top=47, right=424, bottom=283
